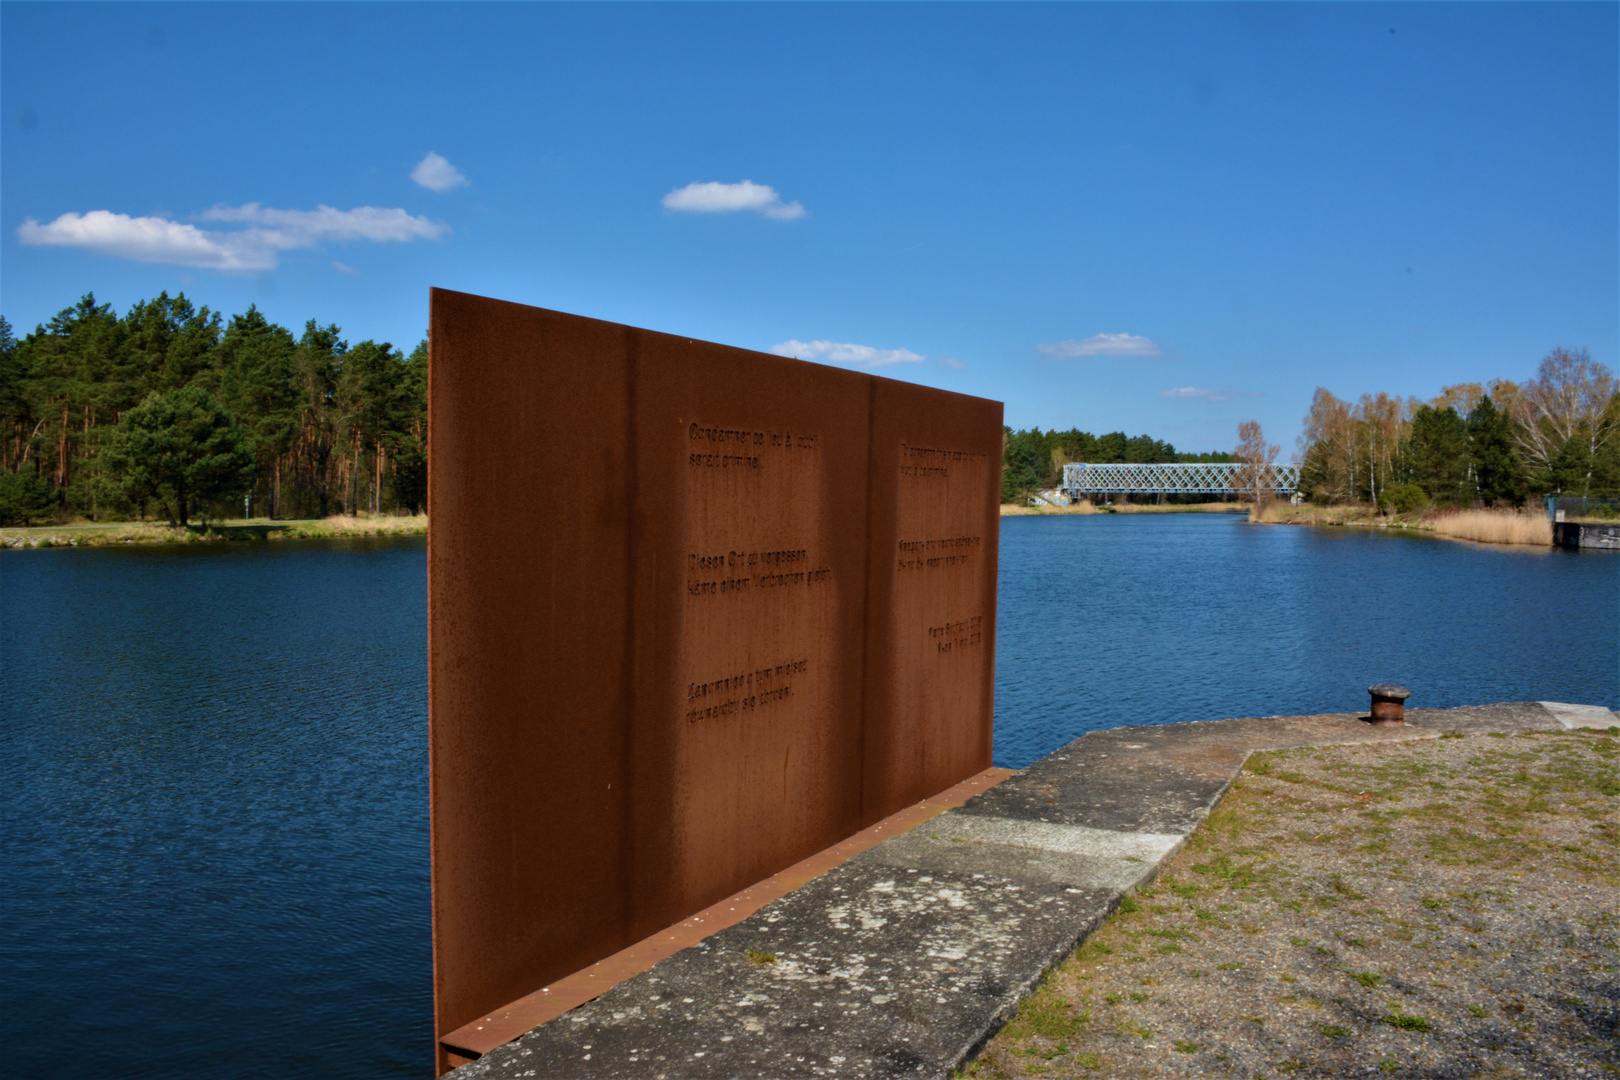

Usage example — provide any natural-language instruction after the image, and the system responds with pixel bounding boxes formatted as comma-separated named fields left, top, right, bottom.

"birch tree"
left=1233, top=420, right=1280, bottom=507
left=1512, top=347, right=1619, bottom=496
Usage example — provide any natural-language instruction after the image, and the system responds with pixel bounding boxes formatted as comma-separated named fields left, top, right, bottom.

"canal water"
left=2, top=516, right=1614, bottom=1078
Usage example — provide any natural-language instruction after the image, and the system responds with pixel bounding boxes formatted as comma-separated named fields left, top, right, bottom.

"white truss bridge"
left=1062, top=461, right=1301, bottom=496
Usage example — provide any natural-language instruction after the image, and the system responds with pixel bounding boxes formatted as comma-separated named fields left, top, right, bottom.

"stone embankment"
left=1554, top=521, right=1620, bottom=549
left=449, top=702, right=1618, bottom=1079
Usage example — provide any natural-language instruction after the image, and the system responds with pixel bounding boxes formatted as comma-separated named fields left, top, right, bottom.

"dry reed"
left=312, top=513, right=428, bottom=535
left=1248, top=502, right=1378, bottom=526
left=1116, top=500, right=1244, bottom=514
left=1000, top=500, right=1097, bottom=516
left=1249, top=502, right=1552, bottom=547
left=1426, top=509, right=1552, bottom=547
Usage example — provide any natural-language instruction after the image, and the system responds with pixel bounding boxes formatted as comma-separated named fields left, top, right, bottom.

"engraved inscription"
left=686, top=547, right=831, bottom=596
left=887, top=437, right=992, bottom=786
left=897, top=534, right=982, bottom=572
left=675, top=417, right=836, bottom=897
left=687, top=424, right=818, bottom=470
left=681, top=423, right=829, bottom=700
left=898, top=443, right=989, bottom=479
left=928, top=615, right=984, bottom=655
left=684, top=658, right=810, bottom=723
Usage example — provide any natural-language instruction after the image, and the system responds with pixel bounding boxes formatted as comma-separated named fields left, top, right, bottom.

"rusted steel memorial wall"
left=428, top=289, right=1002, bottom=1070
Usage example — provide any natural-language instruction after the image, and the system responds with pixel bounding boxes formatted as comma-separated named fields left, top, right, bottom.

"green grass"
left=1002, top=983, right=1091, bottom=1041
left=1381, top=1010, right=1433, bottom=1032
left=1, top=513, right=428, bottom=548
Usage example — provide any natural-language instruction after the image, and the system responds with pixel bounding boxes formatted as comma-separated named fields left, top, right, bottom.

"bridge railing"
left=1061, top=461, right=1301, bottom=496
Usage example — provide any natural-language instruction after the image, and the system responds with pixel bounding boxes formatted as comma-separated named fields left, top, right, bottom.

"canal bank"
left=1554, top=520, right=1620, bottom=549
left=446, top=701, right=1618, bottom=1079
left=1247, top=503, right=1569, bottom=549
left=0, top=512, right=428, bottom=548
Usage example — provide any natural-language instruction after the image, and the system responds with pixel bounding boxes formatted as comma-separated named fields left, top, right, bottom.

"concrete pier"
left=448, top=701, right=1618, bottom=1079
left=1553, top=520, right=1620, bottom=548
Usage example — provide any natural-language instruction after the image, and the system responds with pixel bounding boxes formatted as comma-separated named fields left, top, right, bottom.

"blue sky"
left=3, top=2, right=1615, bottom=454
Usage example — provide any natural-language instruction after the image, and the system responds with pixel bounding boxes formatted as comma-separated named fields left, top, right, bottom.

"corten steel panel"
left=429, top=294, right=637, bottom=1076
left=429, top=289, right=1001, bottom=1072
left=861, top=381, right=1002, bottom=820
left=621, top=331, right=875, bottom=940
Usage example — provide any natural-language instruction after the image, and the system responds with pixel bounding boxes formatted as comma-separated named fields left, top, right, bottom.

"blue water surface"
left=2, top=539, right=432, bottom=1079
left=1, top=517, right=1614, bottom=1077
left=992, top=513, right=1617, bottom=767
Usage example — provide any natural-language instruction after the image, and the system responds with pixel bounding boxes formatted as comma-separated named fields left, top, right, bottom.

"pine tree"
left=1467, top=396, right=1523, bottom=506
left=102, top=387, right=256, bottom=526
left=1406, top=405, right=1469, bottom=505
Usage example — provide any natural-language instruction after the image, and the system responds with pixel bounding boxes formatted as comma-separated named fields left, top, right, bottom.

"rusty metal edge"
left=439, top=765, right=1017, bottom=1061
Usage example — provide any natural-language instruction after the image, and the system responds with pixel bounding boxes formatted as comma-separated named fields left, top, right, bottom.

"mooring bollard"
left=1368, top=683, right=1411, bottom=724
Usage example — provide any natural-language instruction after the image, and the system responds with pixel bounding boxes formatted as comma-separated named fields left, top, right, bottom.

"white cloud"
left=18, top=204, right=447, bottom=272
left=1037, top=333, right=1163, bottom=358
left=18, top=211, right=277, bottom=271
left=935, top=356, right=966, bottom=370
left=663, top=180, right=806, bottom=221
left=771, top=339, right=923, bottom=367
left=411, top=151, right=468, bottom=193
left=1160, top=386, right=1233, bottom=402
left=198, top=203, right=446, bottom=243
left=331, top=261, right=358, bottom=275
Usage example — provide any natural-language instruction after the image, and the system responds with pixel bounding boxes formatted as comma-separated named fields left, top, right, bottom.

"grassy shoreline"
left=11, top=503, right=1563, bottom=550
left=1000, top=499, right=1563, bottom=548
left=0, top=513, right=428, bottom=549
left=1252, top=503, right=1556, bottom=547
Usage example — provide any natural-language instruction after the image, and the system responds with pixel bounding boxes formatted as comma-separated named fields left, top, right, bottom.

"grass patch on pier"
left=962, top=728, right=1619, bottom=1079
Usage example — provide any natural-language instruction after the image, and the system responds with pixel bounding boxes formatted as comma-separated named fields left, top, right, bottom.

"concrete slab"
left=921, top=815, right=1182, bottom=863
left=439, top=768, right=1013, bottom=1062
left=451, top=863, right=1116, bottom=1079
left=864, top=827, right=1172, bottom=893
left=1539, top=701, right=1620, bottom=729
left=446, top=701, right=1611, bottom=1080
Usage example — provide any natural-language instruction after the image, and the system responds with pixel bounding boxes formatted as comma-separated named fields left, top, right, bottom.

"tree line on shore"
left=1295, top=347, right=1619, bottom=511
left=5, top=292, right=1611, bottom=527
left=1000, top=427, right=1232, bottom=504
left=2, top=290, right=1238, bottom=524
left=1000, top=347, right=1619, bottom=513
left=0, top=293, right=426, bottom=526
